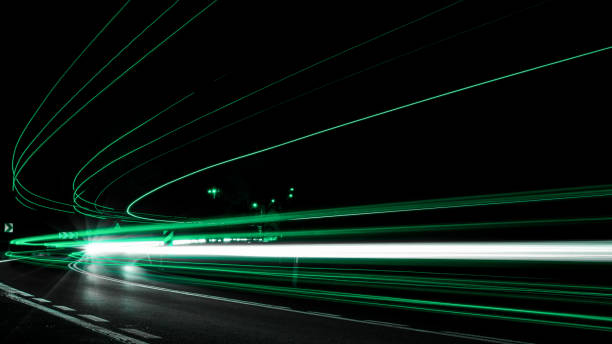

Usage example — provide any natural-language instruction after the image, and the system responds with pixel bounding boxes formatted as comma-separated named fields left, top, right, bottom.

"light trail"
left=11, top=0, right=131, bottom=191
left=11, top=185, right=612, bottom=250
left=7, top=3, right=612, bottom=338
left=71, top=92, right=195, bottom=214
left=64, top=262, right=544, bottom=343
left=10, top=185, right=612, bottom=247
left=66, top=260, right=612, bottom=332
left=72, top=1, right=465, bottom=217
left=82, top=241, right=612, bottom=261
left=85, top=1, right=542, bottom=216
left=126, top=45, right=612, bottom=222
left=11, top=0, right=172, bottom=213
left=15, top=195, right=37, bottom=211
left=14, top=181, right=73, bottom=214
left=12, top=0, right=218, bottom=209
left=9, top=245, right=612, bottom=307
left=14, top=0, right=178, bottom=178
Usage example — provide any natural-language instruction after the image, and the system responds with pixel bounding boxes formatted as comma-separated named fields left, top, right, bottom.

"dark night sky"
left=2, top=1, right=611, bottom=233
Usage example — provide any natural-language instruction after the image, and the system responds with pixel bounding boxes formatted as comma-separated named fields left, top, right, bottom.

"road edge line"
left=0, top=282, right=149, bottom=344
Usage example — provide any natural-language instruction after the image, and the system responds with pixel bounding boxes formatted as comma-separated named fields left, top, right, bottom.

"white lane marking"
left=54, top=305, right=76, bottom=311
left=79, top=314, right=109, bottom=322
left=32, top=298, right=51, bottom=303
left=364, top=320, right=409, bottom=328
left=0, top=282, right=34, bottom=297
left=307, top=311, right=342, bottom=318
left=443, top=331, right=532, bottom=344
left=0, top=284, right=148, bottom=344
left=247, top=301, right=290, bottom=309
left=70, top=262, right=531, bottom=344
left=121, top=328, right=162, bottom=339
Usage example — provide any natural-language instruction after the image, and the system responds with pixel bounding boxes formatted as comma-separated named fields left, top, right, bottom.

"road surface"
left=0, top=258, right=530, bottom=344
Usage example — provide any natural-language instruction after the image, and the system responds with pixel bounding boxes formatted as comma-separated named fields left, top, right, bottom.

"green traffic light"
left=251, top=202, right=259, bottom=209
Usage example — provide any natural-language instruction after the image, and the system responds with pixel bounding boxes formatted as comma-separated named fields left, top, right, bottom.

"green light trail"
left=15, top=195, right=37, bottom=211
left=11, top=0, right=131, bottom=191
left=67, top=259, right=612, bottom=332
left=8, top=206, right=612, bottom=334
left=126, top=45, right=612, bottom=222
left=14, top=0, right=179, bottom=180
left=72, top=92, right=195, bottom=212
left=9, top=185, right=612, bottom=246
left=11, top=0, right=174, bottom=213
left=64, top=256, right=612, bottom=306
left=16, top=178, right=73, bottom=209
left=72, top=1, right=464, bottom=217
left=12, top=0, right=218, bottom=208
left=88, top=1, right=542, bottom=216
left=7, top=244, right=612, bottom=331
left=14, top=183, right=74, bottom=214
left=8, top=3, right=612, bottom=336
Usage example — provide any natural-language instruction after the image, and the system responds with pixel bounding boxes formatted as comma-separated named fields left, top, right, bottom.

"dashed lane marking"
left=0, top=283, right=148, bottom=344
left=32, top=297, right=51, bottom=303
left=54, top=305, right=76, bottom=311
left=79, top=314, right=109, bottom=323
left=0, top=282, right=33, bottom=297
left=121, top=328, right=162, bottom=339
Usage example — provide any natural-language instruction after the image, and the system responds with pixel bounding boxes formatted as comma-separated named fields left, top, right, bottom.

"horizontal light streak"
left=83, top=241, right=612, bottom=261
left=84, top=241, right=163, bottom=255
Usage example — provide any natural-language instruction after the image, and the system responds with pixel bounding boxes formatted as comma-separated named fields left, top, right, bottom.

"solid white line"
left=79, top=314, right=109, bottom=322
left=69, top=262, right=530, bottom=344
left=54, top=305, right=76, bottom=311
left=443, top=331, right=532, bottom=344
left=307, top=311, right=341, bottom=318
left=32, top=297, right=51, bottom=303
left=0, top=285, right=149, bottom=344
left=364, top=320, right=409, bottom=327
left=121, top=328, right=162, bottom=339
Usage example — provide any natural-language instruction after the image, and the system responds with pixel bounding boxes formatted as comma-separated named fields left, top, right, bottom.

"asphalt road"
left=0, top=257, right=533, bottom=344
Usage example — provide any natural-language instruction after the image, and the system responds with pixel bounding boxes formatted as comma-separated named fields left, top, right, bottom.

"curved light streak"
left=126, top=46, right=612, bottom=221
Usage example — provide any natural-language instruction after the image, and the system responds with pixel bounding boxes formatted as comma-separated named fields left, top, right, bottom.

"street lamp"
left=207, top=187, right=220, bottom=199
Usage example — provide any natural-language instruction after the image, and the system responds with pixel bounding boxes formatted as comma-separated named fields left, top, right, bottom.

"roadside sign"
left=4, top=223, right=13, bottom=233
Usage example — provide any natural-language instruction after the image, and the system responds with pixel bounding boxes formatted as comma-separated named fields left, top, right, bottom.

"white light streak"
left=82, top=241, right=612, bottom=261
left=84, top=241, right=163, bottom=255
